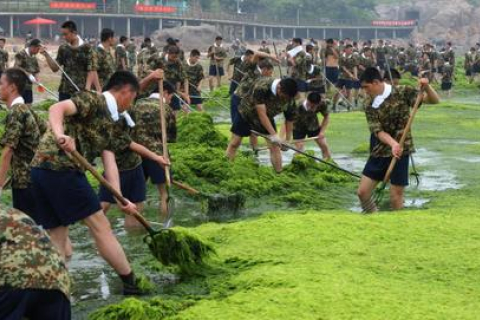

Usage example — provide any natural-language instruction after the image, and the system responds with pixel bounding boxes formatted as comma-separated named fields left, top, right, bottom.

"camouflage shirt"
left=56, top=42, right=98, bottom=95
left=357, top=54, right=376, bottom=78
left=306, top=64, right=325, bottom=92
left=238, top=77, right=296, bottom=134
left=375, top=46, right=387, bottom=62
left=126, top=43, right=137, bottom=66
left=110, top=117, right=140, bottom=171
left=0, top=102, right=46, bottom=188
left=0, top=206, right=70, bottom=298
left=229, top=57, right=244, bottom=82
left=96, top=45, right=116, bottom=88
left=14, top=49, right=40, bottom=91
left=130, top=97, right=176, bottom=154
left=258, top=46, right=271, bottom=54
left=293, top=100, right=329, bottom=132
left=148, top=54, right=186, bottom=86
left=234, top=61, right=258, bottom=99
left=31, top=91, right=127, bottom=171
left=208, top=45, right=228, bottom=67
left=364, top=85, right=420, bottom=158
left=0, top=48, right=8, bottom=71
left=184, top=61, right=204, bottom=96
left=339, top=53, right=357, bottom=80
left=442, top=64, right=454, bottom=83
left=291, top=51, right=308, bottom=81
left=115, top=45, right=128, bottom=71
left=137, top=46, right=158, bottom=79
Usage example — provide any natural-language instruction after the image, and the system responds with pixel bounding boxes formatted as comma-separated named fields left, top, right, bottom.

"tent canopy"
left=24, top=18, right=57, bottom=25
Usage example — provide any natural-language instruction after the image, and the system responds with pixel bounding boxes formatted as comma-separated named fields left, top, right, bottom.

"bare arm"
left=285, top=121, right=293, bottom=142
left=85, top=70, right=99, bottom=91
left=256, top=104, right=277, bottom=136
left=0, top=146, right=13, bottom=188
left=319, top=114, right=330, bottom=137
left=422, top=83, right=440, bottom=104
left=49, top=100, right=78, bottom=152
left=129, top=142, right=168, bottom=167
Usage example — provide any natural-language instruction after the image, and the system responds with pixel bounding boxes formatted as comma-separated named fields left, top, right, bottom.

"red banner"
left=50, top=2, right=97, bottom=9
left=371, top=20, right=417, bottom=27
left=134, top=4, right=177, bottom=13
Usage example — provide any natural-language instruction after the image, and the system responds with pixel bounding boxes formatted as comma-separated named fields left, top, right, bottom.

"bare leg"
left=157, top=184, right=168, bottom=222
left=124, top=202, right=144, bottom=229
left=357, top=175, right=380, bottom=213
left=295, top=141, right=305, bottom=152
left=390, top=184, right=405, bottom=210
left=316, top=137, right=332, bottom=160
left=48, top=226, right=69, bottom=261
left=209, top=76, right=215, bottom=92
left=268, top=142, right=283, bottom=173
left=196, top=104, right=204, bottom=112
left=249, top=134, right=258, bottom=151
left=226, top=134, right=243, bottom=161
left=83, top=210, right=131, bottom=275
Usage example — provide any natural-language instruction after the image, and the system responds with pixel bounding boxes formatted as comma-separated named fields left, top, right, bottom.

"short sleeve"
left=0, top=109, right=22, bottom=149
left=85, top=46, right=98, bottom=71
left=284, top=101, right=297, bottom=122
left=56, top=46, right=66, bottom=66
left=402, top=86, right=420, bottom=109
left=252, top=86, right=271, bottom=105
left=70, top=92, right=96, bottom=119
left=365, top=107, right=383, bottom=135
left=107, top=122, right=132, bottom=154
left=13, top=53, right=23, bottom=68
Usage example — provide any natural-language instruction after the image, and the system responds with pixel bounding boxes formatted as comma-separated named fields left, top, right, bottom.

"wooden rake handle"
left=172, top=180, right=201, bottom=195
left=158, top=79, right=171, bottom=188
left=67, top=149, right=154, bottom=233
left=382, top=89, right=425, bottom=184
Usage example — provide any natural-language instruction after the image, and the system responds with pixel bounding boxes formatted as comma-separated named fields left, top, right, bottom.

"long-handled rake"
left=368, top=89, right=425, bottom=210
left=251, top=130, right=361, bottom=179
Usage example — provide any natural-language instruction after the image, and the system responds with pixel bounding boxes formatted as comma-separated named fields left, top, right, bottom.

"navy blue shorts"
left=0, top=288, right=70, bottom=320
left=466, top=68, right=472, bottom=76
left=296, top=79, right=308, bottom=92
left=362, top=155, right=410, bottom=186
left=142, top=158, right=170, bottom=185
left=58, top=92, right=71, bottom=102
left=230, top=94, right=241, bottom=123
left=352, top=80, right=361, bottom=89
left=190, top=96, right=203, bottom=106
left=441, top=82, right=452, bottom=91
left=22, top=89, right=33, bottom=104
left=307, top=85, right=326, bottom=94
left=171, top=95, right=181, bottom=111
left=337, top=78, right=354, bottom=90
left=229, top=81, right=239, bottom=96
left=209, top=65, right=225, bottom=76
left=293, top=127, right=321, bottom=140
left=12, top=186, right=37, bottom=221
left=231, top=114, right=276, bottom=137
left=377, top=60, right=386, bottom=70
left=31, top=168, right=101, bottom=229
left=325, top=67, right=339, bottom=85
left=474, top=65, right=480, bottom=73
left=98, top=165, right=146, bottom=204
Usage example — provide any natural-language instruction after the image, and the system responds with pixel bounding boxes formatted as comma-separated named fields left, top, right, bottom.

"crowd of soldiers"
left=0, top=20, right=444, bottom=319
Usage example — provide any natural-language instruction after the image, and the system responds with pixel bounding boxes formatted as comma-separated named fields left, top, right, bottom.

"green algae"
left=32, top=98, right=56, bottom=111
left=176, top=112, right=228, bottom=148
left=352, top=141, right=369, bottom=155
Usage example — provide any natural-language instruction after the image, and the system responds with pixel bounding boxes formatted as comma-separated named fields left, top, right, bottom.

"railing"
left=0, top=1, right=413, bottom=28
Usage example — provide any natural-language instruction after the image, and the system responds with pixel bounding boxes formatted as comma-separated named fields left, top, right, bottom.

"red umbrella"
left=24, top=17, right=57, bottom=39
left=24, top=18, right=57, bottom=25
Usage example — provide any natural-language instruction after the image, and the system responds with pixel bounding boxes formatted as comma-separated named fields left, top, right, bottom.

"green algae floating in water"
left=145, top=227, right=216, bottom=274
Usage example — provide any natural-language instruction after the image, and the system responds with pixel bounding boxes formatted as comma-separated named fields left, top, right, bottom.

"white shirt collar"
left=25, top=48, right=31, bottom=56
left=10, top=96, right=25, bottom=107
left=117, top=44, right=125, bottom=48
left=307, top=64, right=315, bottom=74
left=302, top=100, right=309, bottom=111
left=98, top=43, right=105, bottom=50
left=271, top=79, right=281, bottom=95
left=371, top=83, right=392, bottom=109
left=186, top=58, right=197, bottom=67
left=287, top=45, right=303, bottom=58
left=102, top=91, right=135, bottom=127
left=76, top=35, right=84, bottom=46
left=149, top=93, right=166, bottom=103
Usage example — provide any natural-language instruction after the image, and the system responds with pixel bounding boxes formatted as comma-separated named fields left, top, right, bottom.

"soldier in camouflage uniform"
left=464, top=47, right=476, bottom=83
left=287, top=38, right=308, bottom=92
left=405, top=43, right=418, bottom=77
left=43, top=20, right=100, bottom=101
left=227, top=51, right=245, bottom=96
left=441, top=61, right=454, bottom=97
left=375, top=39, right=388, bottom=70
left=116, top=36, right=128, bottom=71
left=137, top=38, right=157, bottom=79
left=13, top=39, right=42, bottom=104
left=30, top=71, right=147, bottom=295
left=227, top=77, right=298, bottom=172
left=130, top=81, right=176, bottom=222
left=292, top=92, right=331, bottom=160
left=357, top=67, right=439, bottom=213
left=148, top=45, right=190, bottom=112
left=0, top=68, right=46, bottom=218
left=258, top=40, right=271, bottom=54
left=0, top=206, right=71, bottom=319
left=0, top=38, right=8, bottom=78
left=96, top=28, right=116, bottom=89
left=126, top=38, right=137, bottom=72
left=334, top=44, right=358, bottom=111
left=184, top=49, right=205, bottom=111
left=207, top=36, right=228, bottom=91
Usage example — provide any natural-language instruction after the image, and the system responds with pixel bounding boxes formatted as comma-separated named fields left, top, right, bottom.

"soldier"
left=288, top=38, right=308, bottom=92
left=43, top=20, right=101, bottom=101
left=13, top=39, right=42, bottom=105
left=0, top=206, right=71, bottom=320
left=441, top=61, right=454, bottom=98
left=383, top=68, right=402, bottom=87
left=0, top=68, right=46, bottom=218
left=30, top=71, right=146, bottom=295
left=375, top=39, right=387, bottom=71
left=185, top=49, right=205, bottom=111
left=130, top=82, right=176, bottom=222
left=127, top=38, right=137, bottom=72
left=207, top=36, right=228, bottom=91
left=292, top=92, right=332, bottom=160
left=227, top=50, right=245, bottom=96
left=472, top=44, right=480, bottom=82
left=258, top=40, right=271, bottom=54
left=464, top=47, right=476, bottom=83
left=226, top=77, right=298, bottom=172
left=0, top=38, right=8, bottom=78
left=357, top=67, right=439, bottom=213
left=397, top=47, right=407, bottom=72
left=419, top=51, right=433, bottom=82
left=323, top=38, right=340, bottom=90
left=405, top=43, right=418, bottom=77
left=305, top=56, right=326, bottom=98
left=148, top=45, right=190, bottom=113
left=96, top=28, right=116, bottom=89
left=137, top=37, right=157, bottom=79
left=334, top=44, right=357, bottom=111
left=116, top=36, right=128, bottom=71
